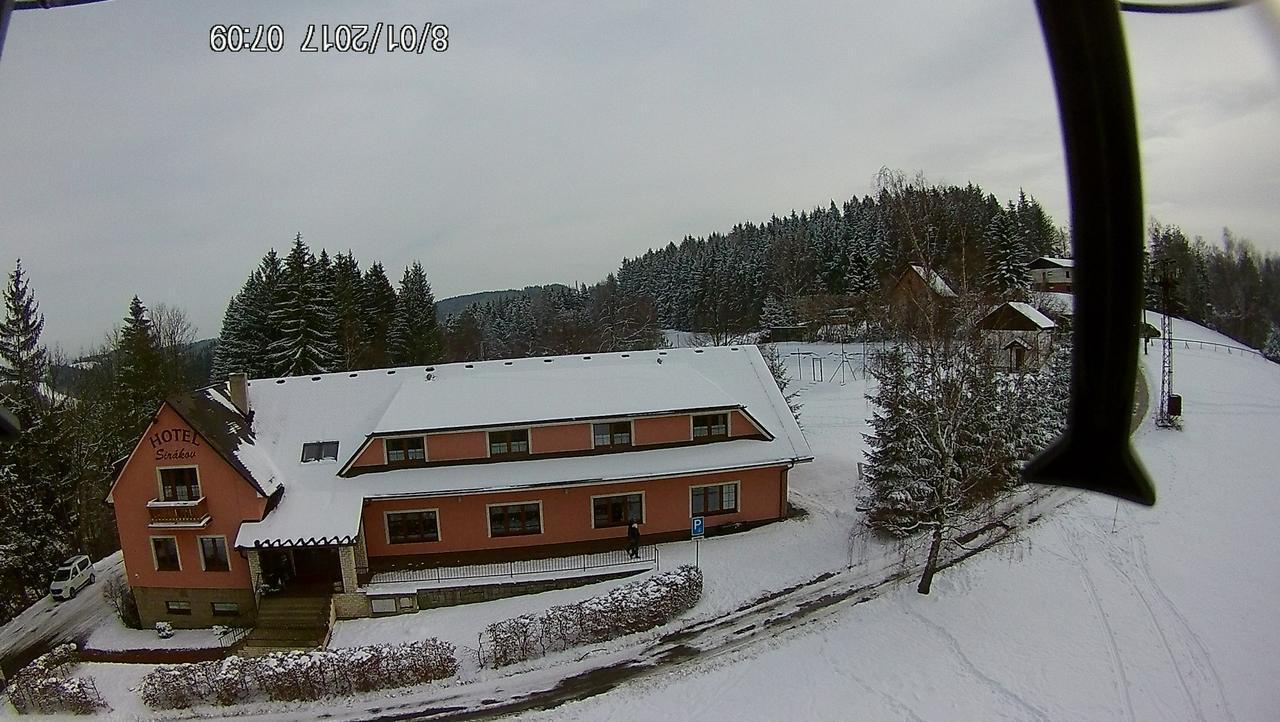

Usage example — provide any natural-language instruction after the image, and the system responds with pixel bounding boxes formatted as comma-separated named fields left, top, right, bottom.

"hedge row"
left=8, top=643, right=106, bottom=715
left=140, top=638, right=457, bottom=709
left=479, top=564, right=703, bottom=668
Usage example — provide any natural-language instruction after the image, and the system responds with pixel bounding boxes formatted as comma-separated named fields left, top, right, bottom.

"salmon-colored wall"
left=426, top=431, right=489, bottom=461
left=111, top=405, right=267, bottom=591
left=531, top=424, right=592, bottom=453
left=634, top=415, right=691, bottom=445
left=350, top=438, right=386, bottom=467
left=729, top=410, right=758, bottom=437
left=361, top=466, right=787, bottom=559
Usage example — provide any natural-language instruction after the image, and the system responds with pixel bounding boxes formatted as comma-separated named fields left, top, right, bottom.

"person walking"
left=627, top=519, right=640, bottom=559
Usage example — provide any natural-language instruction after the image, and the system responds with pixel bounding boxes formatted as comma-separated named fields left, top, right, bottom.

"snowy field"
left=3, top=323, right=1277, bottom=720
left=524, top=319, right=1280, bottom=721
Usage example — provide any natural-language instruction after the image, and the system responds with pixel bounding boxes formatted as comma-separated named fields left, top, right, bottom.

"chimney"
left=228, top=373, right=250, bottom=416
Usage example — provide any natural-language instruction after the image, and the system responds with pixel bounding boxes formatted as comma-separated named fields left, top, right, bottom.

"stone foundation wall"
left=332, top=592, right=371, bottom=619
left=134, top=587, right=257, bottom=629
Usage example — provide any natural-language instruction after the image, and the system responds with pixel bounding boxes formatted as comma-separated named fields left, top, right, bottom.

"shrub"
left=479, top=565, right=703, bottom=668
left=139, top=638, right=457, bottom=709
left=101, top=576, right=141, bottom=629
left=155, top=621, right=174, bottom=638
left=9, top=643, right=107, bottom=715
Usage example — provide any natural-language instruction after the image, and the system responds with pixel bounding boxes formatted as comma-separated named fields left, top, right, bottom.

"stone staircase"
left=238, top=594, right=332, bottom=656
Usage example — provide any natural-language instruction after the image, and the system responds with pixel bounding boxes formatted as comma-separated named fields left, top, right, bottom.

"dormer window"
left=386, top=436, right=425, bottom=463
left=593, top=421, right=632, bottom=450
left=489, top=429, right=529, bottom=458
left=692, top=413, right=728, bottom=439
left=301, top=441, right=339, bottom=463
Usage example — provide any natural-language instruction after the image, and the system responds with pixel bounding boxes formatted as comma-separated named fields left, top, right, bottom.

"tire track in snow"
left=903, top=604, right=1050, bottom=722
left=1087, top=526, right=1228, bottom=722
left=1060, top=523, right=1137, bottom=722
left=1129, top=538, right=1234, bottom=722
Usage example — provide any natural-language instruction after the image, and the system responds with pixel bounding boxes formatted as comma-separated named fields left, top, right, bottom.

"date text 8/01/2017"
left=209, top=23, right=449, bottom=54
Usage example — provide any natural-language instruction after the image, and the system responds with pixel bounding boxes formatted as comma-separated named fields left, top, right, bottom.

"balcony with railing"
left=146, top=497, right=211, bottom=528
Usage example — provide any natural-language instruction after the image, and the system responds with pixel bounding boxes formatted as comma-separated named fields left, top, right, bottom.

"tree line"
left=212, top=233, right=444, bottom=379
left=1144, top=222, right=1280, bottom=350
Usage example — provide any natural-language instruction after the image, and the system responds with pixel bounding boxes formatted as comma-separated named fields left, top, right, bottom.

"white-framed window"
left=211, top=601, right=240, bottom=617
left=488, top=501, right=542, bottom=536
left=592, top=492, right=644, bottom=528
left=592, top=421, right=633, bottom=450
left=151, top=536, right=181, bottom=571
left=199, top=536, right=230, bottom=571
left=385, top=509, right=440, bottom=544
left=691, top=481, right=739, bottom=516
left=385, top=436, right=426, bottom=463
left=692, top=413, right=728, bottom=439
left=157, top=466, right=200, bottom=501
left=165, top=600, right=192, bottom=615
left=488, top=429, right=530, bottom=458
left=301, top=441, right=340, bottom=462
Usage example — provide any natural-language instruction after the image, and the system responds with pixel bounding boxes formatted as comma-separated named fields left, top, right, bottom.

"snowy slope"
left=521, top=323, right=1280, bottom=721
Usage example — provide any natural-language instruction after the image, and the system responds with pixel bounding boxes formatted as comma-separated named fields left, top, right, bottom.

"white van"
left=50, top=555, right=95, bottom=601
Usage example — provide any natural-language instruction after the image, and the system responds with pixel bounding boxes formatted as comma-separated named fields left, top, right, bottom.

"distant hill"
left=435, top=284, right=570, bottom=322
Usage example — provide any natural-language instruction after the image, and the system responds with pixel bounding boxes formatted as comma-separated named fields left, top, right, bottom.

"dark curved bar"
left=1022, top=1, right=1156, bottom=505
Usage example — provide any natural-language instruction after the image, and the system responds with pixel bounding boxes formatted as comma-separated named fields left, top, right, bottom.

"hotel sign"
left=149, top=427, right=202, bottom=461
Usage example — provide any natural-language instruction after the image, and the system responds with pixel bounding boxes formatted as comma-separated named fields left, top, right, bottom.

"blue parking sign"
left=692, top=516, right=704, bottom=538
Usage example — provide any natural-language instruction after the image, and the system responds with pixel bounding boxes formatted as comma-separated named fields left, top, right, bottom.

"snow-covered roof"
left=1029, top=256, right=1074, bottom=269
left=908, top=265, right=957, bottom=298
left=1006, top=302, right=1056, bottom=329
left=375, top=361, right=738, bottom=434
left=216, top=345, right=810, bottom=547
left=979, top=301, right=1058, bottom=332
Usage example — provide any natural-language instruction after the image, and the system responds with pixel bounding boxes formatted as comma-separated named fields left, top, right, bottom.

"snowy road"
left=0, top=552, right=122, bottom=678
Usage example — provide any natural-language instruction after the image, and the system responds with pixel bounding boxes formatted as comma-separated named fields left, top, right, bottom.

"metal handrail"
left=369, top=545, right=658, bottom=586
left=1167, top=337, right=1265, bottom=359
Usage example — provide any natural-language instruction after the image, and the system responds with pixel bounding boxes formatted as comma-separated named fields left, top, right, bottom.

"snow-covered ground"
left=5, top=324, right=1277, bottom=720
left=523, top=318, right=1280, bottom=721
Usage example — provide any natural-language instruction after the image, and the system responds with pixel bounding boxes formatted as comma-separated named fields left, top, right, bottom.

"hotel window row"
left=381, top=483, right=739, bottom=544
left=149, top=535, right=230, bottom=571
left=359, top=412, right=739, bottom=468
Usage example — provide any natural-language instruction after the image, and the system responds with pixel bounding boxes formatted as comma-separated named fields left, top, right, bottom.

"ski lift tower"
left=1155, top=261, right=1181, bottom=429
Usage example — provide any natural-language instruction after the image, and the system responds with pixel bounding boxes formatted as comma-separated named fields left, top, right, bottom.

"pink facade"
left=531, top=423, right=592, bottom=453
left=634, top=415, right=692, bottom=445
left=426, top=430, right=488, bottom=461
left=351, top=437, right=386, bottom=467
left=729, top=410, right=759, bottom=437
left=110, top=405, right=267, bottom=592
left=361, top=465, right=789, bottom=561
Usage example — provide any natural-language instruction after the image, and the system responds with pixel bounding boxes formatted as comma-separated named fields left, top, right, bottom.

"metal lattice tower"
left=1155, top=263, right=1178, bottom=428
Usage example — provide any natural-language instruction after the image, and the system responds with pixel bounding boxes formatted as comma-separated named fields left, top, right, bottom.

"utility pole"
left=1155, top=261, right=1180, bottom=429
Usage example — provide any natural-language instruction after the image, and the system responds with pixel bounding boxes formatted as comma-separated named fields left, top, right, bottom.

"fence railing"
left=369, top=546, right=659, bottom=586
left=1163, top=337, right=1266, bottom=359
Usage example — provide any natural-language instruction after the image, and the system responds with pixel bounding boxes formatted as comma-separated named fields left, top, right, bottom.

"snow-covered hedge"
left=139, top=639, right=457, bottom=709
left=8, top=643, right=107, bottom=715
left=480, top=565, right=703, bottom=668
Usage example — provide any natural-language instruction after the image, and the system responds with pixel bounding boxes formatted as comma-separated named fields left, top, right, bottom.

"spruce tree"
left=331, top=251, right=365, bottom=371
left=0, top=260, right=50, bottom=415
left=360, top=262, right=398, bottom=369
left=266, top=235, right=338, bottom=376
left=984, top=205, right=1029, bottom=298
left=1264, top=324, right=1280, bottom=364
left=115, top=296, right=166, bottom=430
left=388, top=261, right=444, bottom=366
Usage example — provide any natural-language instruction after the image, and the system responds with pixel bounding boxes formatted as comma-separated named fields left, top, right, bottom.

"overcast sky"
left=1, top=1, right=1277, bottom=353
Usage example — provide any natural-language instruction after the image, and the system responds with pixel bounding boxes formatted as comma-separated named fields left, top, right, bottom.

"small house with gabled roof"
left=107, top=346, right=811, bottom=628
left=978, top=301, right=1058, bottom=371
